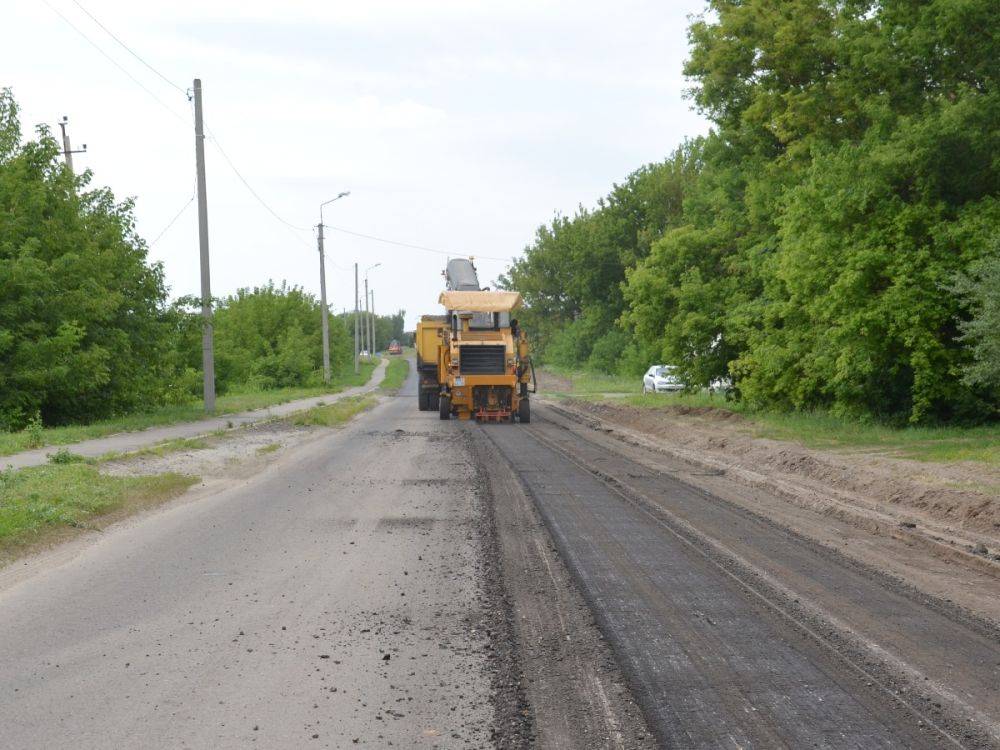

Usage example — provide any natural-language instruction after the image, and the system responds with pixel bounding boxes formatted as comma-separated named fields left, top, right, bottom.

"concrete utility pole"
left=192, top=79, right=215, bottom=413
left=57, top=116, right=87, bottom=173
left=364, top=263, right=381, bottom=361
left=354, top=263, right=360, bottom=374
left=316, top=222, right=331, bottom=384
left=370, top=289, right=376, bottom=355
left=317, top=192, right=349, bottom=385
left=364, top=275, right=370, bottom=360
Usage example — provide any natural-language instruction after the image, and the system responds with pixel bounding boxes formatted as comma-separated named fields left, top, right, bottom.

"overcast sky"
left=9, top=0, right=710, bottom=329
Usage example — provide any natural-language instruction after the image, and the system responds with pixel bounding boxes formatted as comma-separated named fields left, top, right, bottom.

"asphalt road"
left=485, top=405, right=1000, bottom=750
left=5, top=372, right=999, bottom=750
left=0, top=363, right=498, bottom=749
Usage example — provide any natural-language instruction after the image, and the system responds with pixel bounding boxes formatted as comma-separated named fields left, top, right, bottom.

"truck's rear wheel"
left=439, top=395, right=451, bottom=420
left=518, top=398, right=530, bottom=424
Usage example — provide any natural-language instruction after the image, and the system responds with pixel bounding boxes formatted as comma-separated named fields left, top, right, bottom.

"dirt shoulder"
left=544, top=397, right=1000, bottom=626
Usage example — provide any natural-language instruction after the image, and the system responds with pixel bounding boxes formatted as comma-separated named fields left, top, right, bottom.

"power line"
left=46, top=0, right=310, bottom=244
left=45, top=2, right=488, bottom=274
left=202, top=125, right=312, bottom=232
left=42, top=0, right=189, bottom=125
left=148, top=193, right=195, bottom=247
left=69, top=0, right=186, bottom=94
left=324, top=225, right=511, bottom=262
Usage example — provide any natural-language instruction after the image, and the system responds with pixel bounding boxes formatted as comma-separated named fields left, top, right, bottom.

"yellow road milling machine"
left=416, top=258, right=484, bottom=413
left=436, top=288, right=535, bottom=423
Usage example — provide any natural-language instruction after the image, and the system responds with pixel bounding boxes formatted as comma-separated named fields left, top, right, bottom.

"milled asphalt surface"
left=0, top=363, right=500, bottom=749
left=484, top=406, right=1000, bottom=749
left=2, top=359, right=389, bottom=470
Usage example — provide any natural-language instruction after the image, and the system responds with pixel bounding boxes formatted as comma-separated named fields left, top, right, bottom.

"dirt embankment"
left=558, top=399, right=1000, bottom=557
left=533, top=369, right=573, bottom=393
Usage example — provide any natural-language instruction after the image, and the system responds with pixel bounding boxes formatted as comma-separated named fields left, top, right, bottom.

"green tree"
left=506, top=0, right=999, bottom=421
left=0, top=89, right=175, bottom=429
left=952, top=248, right=1000, bottom=397
left=501, top=150, right=699, bottom=372
left=210, top=282, right=335, bottom=391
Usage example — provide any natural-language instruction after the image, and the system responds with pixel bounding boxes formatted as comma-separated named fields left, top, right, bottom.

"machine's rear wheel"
left=429, top=392, right=440, bottom=412
left=518, top=398, right=530, bottom=424
left=417, top=391, right=428, bottom=411
left=439, top=395, right=451, bottom=420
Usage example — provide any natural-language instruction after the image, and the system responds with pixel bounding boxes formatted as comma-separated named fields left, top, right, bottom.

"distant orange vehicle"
left=388, top=340, right=402, bottom=355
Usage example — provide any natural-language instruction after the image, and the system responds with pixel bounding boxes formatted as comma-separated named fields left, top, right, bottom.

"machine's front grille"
left=459, top=345, right=505, bottom=375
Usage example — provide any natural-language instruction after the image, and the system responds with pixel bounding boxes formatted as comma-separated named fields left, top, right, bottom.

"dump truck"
left=436, top=289, right=535, bottom=423
left=415, top=315, right=447, bottom=411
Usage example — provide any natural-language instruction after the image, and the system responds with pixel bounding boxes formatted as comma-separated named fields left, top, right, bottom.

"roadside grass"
left=257, top=442, right=281, bottom=454
left=0, top=360, right=380, bottom=458
left=551, top=368, right=1000, bottom=466
left=613, top=391, right=1000, bottom=463
left=0, top=464, right=197, bottom=561
left=289, top=395, right=379, bottom=428
left=616, top=391, right=751, bottom=412
left=753, top=412, right=1000, bottom=464
left=380, top=357, right=410, bottom=392
left=47, top=448, right=91, bottom=465
left=545, top=367, right=640, bottom=395
left=124, top=436, right=213, bottom=459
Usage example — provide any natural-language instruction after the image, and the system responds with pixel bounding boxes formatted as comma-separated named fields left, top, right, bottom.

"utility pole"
left=363, top=263, right=381, bottom=361
left=317, top=192, right=349, bottom=384
left=370, top=289, right=376, bottom=355
left=57, top=116, right=87, bottom=173
left=354, top=263, right=360, bottom=374
left=317, top=222, right=331, bottom=384
left=192, top=79, right=216, bottom=413
left=364, top=275, right=370, bottom=360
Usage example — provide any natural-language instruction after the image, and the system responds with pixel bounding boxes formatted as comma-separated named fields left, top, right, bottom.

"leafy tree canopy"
left=505, top=0, right=999, bottom=422
left=0, top=88, right=175, bottom=429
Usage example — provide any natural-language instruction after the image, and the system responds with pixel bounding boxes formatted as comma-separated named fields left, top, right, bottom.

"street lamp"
left=364, top=263, right=381, bottom=360
left=317, top=191, right=350, bottom=383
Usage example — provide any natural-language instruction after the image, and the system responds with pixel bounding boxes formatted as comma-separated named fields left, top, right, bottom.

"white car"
left=643, top=365, right=683, bottom=393
left=709, top=376, right=733, bottom=394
